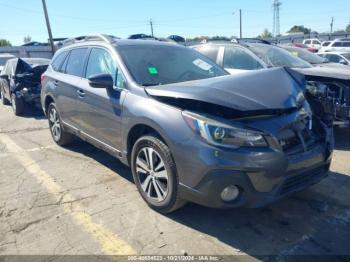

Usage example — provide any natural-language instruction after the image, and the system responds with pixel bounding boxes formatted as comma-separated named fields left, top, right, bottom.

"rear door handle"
left=77, top=89, right=85, bottom=98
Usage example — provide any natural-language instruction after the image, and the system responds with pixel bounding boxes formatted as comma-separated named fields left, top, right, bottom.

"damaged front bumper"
left=174, top=111, right=333, bottom=209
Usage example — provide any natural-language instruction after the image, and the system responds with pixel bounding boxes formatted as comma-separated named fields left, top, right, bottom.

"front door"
left=75, top=47, right=127, bottom=150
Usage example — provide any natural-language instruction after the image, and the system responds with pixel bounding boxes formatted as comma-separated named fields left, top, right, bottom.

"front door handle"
left=77, top=89, right=85, bottom=98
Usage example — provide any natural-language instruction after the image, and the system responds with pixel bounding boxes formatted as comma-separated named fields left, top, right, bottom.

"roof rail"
left=62, top=34, right=120, bottom=46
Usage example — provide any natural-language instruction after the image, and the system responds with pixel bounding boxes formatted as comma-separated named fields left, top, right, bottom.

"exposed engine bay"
left=146, top=67, right=334, bottom=158
left=11, top=59, right=48, bottom=107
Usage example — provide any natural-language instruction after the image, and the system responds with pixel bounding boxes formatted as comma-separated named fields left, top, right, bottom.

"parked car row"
left=193, top=41, right=350, bottom=127
left=0, top=34, right=341, bottom=213
left=0, top=58, right=50, bottom=115
left=302, top=38, right=350, bottom=53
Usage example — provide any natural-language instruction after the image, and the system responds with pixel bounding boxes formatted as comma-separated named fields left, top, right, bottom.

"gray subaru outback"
left=41, top=35, right=333, bottom=213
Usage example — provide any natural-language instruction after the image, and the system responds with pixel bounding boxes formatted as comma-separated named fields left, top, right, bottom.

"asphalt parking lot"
left=0, top=105, right=349, bottom=258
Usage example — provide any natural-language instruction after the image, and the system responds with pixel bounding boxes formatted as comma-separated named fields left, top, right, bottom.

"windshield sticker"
left=148, top=67, right=158, bottom=75
left=193, top=59, right=213, bottom=71
left=292, top=51, right=299, bottom=57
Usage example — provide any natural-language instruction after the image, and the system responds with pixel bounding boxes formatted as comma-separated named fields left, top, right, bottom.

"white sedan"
left=318, top=52, right=350, bottom=66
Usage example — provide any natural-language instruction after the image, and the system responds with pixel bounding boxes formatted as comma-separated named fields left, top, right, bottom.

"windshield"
left=249, top=45, right=312, bottom=68
left=118, top=44, right=227, bottom=86
left=342, top=53, right=350, bottom=60
left=283, top=47, right=327, bottom=64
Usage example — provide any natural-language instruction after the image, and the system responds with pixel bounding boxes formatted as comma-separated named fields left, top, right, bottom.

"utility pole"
left=330, top=17, right=334, bottom=34
left=41, top=0, right=55, bottom=54
left=149, top=19, right=154, bottom=37
left=239, top=9, right=242, bottom=38
left=272, top=0, right=282, bottom=37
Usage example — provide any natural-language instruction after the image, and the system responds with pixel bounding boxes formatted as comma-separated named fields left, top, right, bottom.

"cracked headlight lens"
left=182, top=111, right=267, bottom=148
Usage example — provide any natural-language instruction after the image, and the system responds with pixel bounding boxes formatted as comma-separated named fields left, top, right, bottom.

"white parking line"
left=0, top=133, right=136, bottom=255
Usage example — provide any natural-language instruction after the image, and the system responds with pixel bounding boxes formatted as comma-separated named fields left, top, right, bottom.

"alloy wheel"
left=136, top=147, right=169, bottom=202
left=49, top=107, right=61, bottom=141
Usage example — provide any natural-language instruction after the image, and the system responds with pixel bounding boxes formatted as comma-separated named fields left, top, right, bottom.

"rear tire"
left=131, top=135, right=186, bottom=213
left=1, top=88, right=10, bottom=105
left=11, top=93, right=25, bottom=116
left=48, top=103, right=75, bottom=146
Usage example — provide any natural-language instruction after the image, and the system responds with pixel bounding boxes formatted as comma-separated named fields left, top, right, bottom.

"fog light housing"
left=221, top=185, right=240, bottom=202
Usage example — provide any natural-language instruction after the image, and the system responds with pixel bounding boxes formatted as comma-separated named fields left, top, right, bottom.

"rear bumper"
left=178, top=143, right=332, bottom=209
left=15, top=89, right=41, bottom=107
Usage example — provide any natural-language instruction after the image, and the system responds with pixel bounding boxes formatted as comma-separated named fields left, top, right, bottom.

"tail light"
left=41, top=74, right=46, bottom=82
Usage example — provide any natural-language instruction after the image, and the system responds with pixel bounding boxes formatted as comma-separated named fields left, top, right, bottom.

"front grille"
left=279, top=166, right=328, bottom=196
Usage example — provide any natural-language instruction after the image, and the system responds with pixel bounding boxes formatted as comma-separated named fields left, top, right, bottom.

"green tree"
left=288, top=25, right=311, bottom=34
left=210, top=36, right=230, bottom=41
left=346, top=23, right=350, bottom=32
left=258, top=29, right=273, bottom=38
left=0, top=39, right=11, bottom=47
left=24, top=35, right=32, bottom=43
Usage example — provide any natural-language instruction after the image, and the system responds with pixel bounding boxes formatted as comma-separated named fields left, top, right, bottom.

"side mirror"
left=339, top=59, right=348, bottom=65
left=88, top=73, right=114, bottom=89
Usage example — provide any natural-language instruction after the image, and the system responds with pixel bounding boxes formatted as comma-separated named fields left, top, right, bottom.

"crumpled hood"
left=294, top=66, right=350, bottom=80
left=146, top=67, right=304, bottom=111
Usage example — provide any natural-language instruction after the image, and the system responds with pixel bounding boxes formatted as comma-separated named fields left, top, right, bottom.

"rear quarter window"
left=51, top=51, right=68, bottom=71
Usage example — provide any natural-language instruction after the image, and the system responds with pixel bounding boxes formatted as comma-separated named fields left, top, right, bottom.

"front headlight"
left=182, top=111, right=267, bottom=148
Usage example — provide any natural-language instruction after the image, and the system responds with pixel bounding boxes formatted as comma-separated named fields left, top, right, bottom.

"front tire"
left=48, top=103, right=74, bottom=146
left=11, top=93, right=25, bottom=116
left=131, top=135, right=186, bottom=213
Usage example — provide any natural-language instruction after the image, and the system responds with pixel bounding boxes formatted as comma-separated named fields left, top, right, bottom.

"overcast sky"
left=0, top=0, right=349, bottom=45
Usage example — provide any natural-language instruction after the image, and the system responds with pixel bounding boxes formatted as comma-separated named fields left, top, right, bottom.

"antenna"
left=272, top=0, right=282, bottom=37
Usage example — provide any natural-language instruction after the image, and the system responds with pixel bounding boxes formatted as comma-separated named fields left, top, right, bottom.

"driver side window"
left=86, top=48, right=126, bottom=89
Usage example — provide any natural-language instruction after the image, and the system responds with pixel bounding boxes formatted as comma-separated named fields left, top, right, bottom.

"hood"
left=294, top=66, right=350, bottom=80
left=146, top=67, right=304, bottom=112
left=14, top=58, right=32, bottom=75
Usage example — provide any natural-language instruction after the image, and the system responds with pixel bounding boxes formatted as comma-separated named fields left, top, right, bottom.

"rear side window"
left=327, top=54, right=341, bottom=63
left=65, top=48, right=88, bottom=77
left=51, top=51, right=68, bottom=71
left=304, top=40, right=311, bottom=45
left=223, top=46, right=263, bottom=70
left=343, top=42, right=350, bottom=47
left=195, top=46, right=219, bottom=63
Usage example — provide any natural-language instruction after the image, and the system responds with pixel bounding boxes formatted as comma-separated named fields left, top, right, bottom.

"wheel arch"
left=44, top=95, right=55, bottom=115
left=126, top=123, right=170, bottom=165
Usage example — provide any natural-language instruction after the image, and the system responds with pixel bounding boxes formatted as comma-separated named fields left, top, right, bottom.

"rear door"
left=54, top=48, right=89, bottom=127
left=75, top=47, right=127, bottom=150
